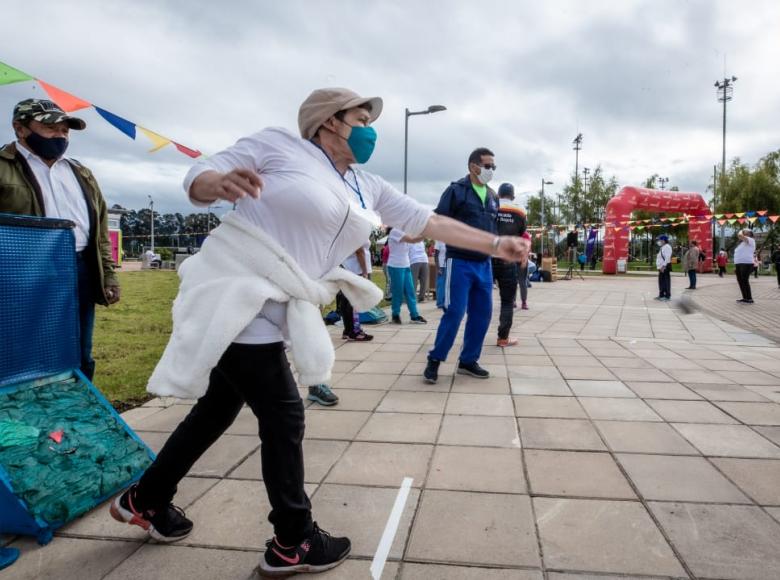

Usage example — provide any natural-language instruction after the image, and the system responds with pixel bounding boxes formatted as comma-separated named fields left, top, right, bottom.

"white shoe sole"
left=109, top=495, right=190, bottom=543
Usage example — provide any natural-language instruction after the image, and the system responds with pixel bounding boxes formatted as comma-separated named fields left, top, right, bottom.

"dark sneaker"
left=458, top=361, right=490, bottom=379
left=258, top=522, right=350, bottom=577
left=391, top=315, right=402, bottom=324
left=308, top=384, right=339, bottom=406
left=410, top=316, right=427, bottom=324
left=110, top=484, right=193, bottom=542
left=342, top=330, right=374, bottom=342
left=423, top=359, right=440, bottom=384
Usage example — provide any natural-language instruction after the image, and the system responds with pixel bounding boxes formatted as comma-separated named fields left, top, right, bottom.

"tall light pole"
left=572, top=133, right=583, bottom=225
left=658, top=176, right=669, bottom=190
left=541, top=179, right=553, bottom=257
left=714, top=75, right=736, bottom=251
left=148, top=195, right=155, bottom=253
left=404, top=105, right=447, bottom=193
left=582, top=167, right=590, bottom=222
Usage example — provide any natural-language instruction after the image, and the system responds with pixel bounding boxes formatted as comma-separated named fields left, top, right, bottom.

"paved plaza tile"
left=13, top=275, right=780, bottom=578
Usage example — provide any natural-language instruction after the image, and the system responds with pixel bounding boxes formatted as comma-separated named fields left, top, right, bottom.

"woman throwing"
left=110, top=88, right=529, bottom=577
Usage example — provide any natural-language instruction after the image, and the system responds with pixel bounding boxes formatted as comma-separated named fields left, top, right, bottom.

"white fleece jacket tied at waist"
left=147, top=212, right=383, bottom=399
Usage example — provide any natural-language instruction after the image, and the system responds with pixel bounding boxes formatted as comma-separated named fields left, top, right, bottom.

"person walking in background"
left=753, top=252, right=760, bottom=278
left=434, top=239, right=447, bottom=309
left=493, top=182, right=526, bottom=346
left=655, top=234, right=672, bottom=301
left=339, top=245, right=373, bottom=341
left=683, top=240, right=700, bottom=289
left=425, top=148, right=500, bottom=383
left=380, top=241, right=391, bottom=299
left=734, top=229, right=756, bottom=304
left=518, top=232, right=532, bottom=309
left=409, top=240, right=430, bottom=302
left=717, top=248, right=728, bottom=277
left=772, top=247, right=780, bottom=288
left=387, top=228, right=427, bottom=324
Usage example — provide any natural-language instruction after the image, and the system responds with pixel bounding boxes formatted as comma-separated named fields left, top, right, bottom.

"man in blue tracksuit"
left=424, top=148, right=499, bottom=383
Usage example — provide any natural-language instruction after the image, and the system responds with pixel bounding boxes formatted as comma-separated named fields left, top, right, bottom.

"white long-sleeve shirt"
left=656, top=243, right=672, bottom=270
left=17, top=141, right=90, bottom=251
left=734, top=236, right=755, bottom=264
left=184, top=127, right=432, bottom=343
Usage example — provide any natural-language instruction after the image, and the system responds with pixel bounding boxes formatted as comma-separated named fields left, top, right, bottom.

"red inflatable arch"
left=602, top=187, right=712, bottom=274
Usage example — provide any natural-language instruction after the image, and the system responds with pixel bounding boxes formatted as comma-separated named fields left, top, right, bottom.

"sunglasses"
left=474, top=163, right=496, bottom=170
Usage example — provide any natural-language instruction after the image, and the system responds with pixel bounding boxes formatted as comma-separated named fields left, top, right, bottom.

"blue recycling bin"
left=0, top=213, right=154, bottom=546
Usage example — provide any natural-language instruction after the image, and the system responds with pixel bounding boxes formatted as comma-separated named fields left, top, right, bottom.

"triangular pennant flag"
left=769, top=215, right=779, bottom=223
left=759, top=216, right=768, bottom=224
left=757, top=210, right=767, bottom=216
left=95, top=106, right=136, bottom=139
left=0, top=61, right=34, bottom=86
left=745, top=211, right=755, bottom=217
left=735, top=212, right=745, bottom=218
left=37, top=79, right=91, bottom=112
left=748, top=217, right=758, bottom=223
left=174, top=142, right=202, bottom=158
left=725, top=213, right=734, bottom=218
left=139, top=127, right=171, bottom=152
left=738, top=218, right=746, bottom=224
left=717, top=219, right=727, bottom=225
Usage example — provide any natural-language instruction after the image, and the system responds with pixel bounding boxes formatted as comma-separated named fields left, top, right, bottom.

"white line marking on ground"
left=370, top=477, right=413, bottom=580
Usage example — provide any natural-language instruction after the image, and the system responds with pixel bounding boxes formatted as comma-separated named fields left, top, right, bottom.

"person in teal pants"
left=386, top=227, right=427, bottom=324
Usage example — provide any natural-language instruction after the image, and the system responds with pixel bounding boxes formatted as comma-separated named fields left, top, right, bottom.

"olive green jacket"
left=0, top=142, right=118, bottom=305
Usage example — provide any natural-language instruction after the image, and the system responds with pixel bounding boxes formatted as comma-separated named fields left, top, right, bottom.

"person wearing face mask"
left=424, top=148, right=500, bottom=384
left=654, top=234, right=673, bottom=301
left=108, top=88, right=529, bottom=577
left=0, top=99, right=120, bottom=380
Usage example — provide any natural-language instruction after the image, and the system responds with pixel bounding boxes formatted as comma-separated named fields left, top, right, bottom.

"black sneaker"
left=110, top=484, right=193, bottom=542
left=423, top=359, right=440, bottom=384
left=410, top=315, right=427, bottom=324
left=391, top=315, right=402, bottom=324
left=457, top=361, right=490, bottom=379
left=257, top=522, right=350, bottom=577
left=308, top=384, right=339, bottom=406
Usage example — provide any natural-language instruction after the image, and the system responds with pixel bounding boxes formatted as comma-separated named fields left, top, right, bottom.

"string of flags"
left=529, top=210, right=778, bottom=235
left=0, top=60, right=202, bottom=158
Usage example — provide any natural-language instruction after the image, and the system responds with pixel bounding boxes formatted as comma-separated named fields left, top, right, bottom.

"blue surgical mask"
left=25, top=130, right=68, bottom=160
left=346, top=125, right=377, bottom=164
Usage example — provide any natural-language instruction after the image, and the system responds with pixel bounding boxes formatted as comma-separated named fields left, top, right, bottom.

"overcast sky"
left=1, top=0, right=777, bottom=217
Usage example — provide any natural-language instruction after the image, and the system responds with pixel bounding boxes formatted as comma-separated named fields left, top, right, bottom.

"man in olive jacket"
left=0, top=98, right=120, bottom=379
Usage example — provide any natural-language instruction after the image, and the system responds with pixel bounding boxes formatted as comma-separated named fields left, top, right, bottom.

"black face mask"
left=24, top=130, right=69, bottom=161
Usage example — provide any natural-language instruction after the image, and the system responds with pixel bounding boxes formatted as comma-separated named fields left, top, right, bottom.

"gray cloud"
left=1, top=0, right=777, bottom=217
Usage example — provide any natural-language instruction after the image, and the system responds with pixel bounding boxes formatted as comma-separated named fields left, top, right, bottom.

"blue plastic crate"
left=0, top=213, right=154, bottom=544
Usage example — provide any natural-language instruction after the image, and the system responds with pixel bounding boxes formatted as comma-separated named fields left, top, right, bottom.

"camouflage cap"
left=13, top=99, right=86, bottom=130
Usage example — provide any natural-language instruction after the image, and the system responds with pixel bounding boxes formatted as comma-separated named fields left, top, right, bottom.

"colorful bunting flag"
left=0, top=61, right=33, bottom=86
left=717, top=219, right=727, bottom=225
left=769, top=216, right=779, bottom=223
left=37, top=80, right=91, bottom=112
left=174, top=142, right=202, bottom=158
left=758, top=210, right=767, bottom=216
left=95, top=106, right=136, bottom=139
left=138, top=127, right=171, bottom=152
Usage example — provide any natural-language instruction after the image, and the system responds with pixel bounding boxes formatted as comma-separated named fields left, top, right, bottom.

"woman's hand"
left=190, top=169, right=263, bottom=204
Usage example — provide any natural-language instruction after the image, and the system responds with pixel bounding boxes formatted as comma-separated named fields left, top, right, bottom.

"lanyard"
left=311, top=140, right=366, bottom=209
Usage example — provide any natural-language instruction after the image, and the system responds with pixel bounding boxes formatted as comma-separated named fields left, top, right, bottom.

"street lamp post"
left=582, top=167, right=590, bottom=222
left=658, top=177, right=669, bottom=191
left=404, top=105, right=447, bottom=193
left=572, top=133, right=583, bottom=224
left=541, top=179, right=553, bottom=257
left=148, top=195, right=155, bottom=253
left=714, top=75, right=736, bottom=252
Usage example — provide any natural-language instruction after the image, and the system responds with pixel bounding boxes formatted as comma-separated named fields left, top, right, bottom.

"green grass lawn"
left=92, top=268, right=391, bottom=408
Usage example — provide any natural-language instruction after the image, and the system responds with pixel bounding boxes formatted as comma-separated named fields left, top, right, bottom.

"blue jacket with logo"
left=434, top=175, right=498, bottom=261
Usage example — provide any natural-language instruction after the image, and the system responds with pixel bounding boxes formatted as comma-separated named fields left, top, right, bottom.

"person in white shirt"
left=734, top=229, right=756, bottom=303
left=409, top=240, right=430, bottom=302
left=387, top=228, right=426, bottom=324
left=434, top=239, right=447, bottom=309
left=110, top=88, right=529, bottom=577
left=1, top=98, right=120, bottom=381
left=655, top=234, right=673, bottom=301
